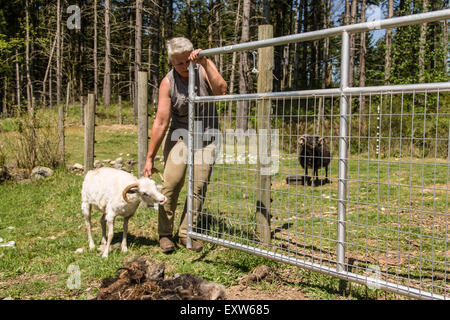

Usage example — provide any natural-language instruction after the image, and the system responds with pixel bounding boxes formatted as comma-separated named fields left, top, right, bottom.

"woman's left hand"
left=189, top=49, right=207, bottom=68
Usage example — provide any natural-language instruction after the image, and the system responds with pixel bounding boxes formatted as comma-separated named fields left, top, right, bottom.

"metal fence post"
left=337, top=31, right=350, bottom=277
left=187, top=61, right=195, bottom=250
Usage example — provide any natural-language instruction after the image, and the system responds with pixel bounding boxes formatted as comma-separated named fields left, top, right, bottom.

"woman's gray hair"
left=167, top=37, right=194, bottom=64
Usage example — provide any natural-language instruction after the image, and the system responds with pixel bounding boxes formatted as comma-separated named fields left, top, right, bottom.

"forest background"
left=0, top=0, right=448, bottom=117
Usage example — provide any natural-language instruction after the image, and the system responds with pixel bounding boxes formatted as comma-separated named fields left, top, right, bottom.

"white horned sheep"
left=81, top=167, right=167, bottom=258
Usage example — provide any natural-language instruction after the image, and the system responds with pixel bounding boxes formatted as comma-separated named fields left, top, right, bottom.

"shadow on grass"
left=110, top=232, right=159, bottom=249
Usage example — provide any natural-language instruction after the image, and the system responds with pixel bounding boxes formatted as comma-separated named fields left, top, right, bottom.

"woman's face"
left=171, top=51, right=191, bottom=79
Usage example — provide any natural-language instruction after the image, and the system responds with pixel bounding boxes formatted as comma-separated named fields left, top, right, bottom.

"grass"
left=0, top=101, right=444, bottom=300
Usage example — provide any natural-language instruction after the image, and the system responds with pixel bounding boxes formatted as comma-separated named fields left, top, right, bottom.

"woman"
left=143, top=37, right=227, bottom=253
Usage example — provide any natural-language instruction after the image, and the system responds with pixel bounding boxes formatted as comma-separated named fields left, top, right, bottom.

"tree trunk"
left=360, top=0, right=367, bottom=136
left=134, top=0, right=143, bottom=122
left=42, top=33, right=57, bottom=107
left=25, top=0, right=33, bottom=116
left=385, top=0, right=394, bottom=83
left=228, top=0, right=241, bottom=121
left=444, top=16, right=448, bottom=75
left=237, top=0, right=250, bottom=131
left=301, top=0, right=308, bottom=88
left=15, top=49, right=20, bottom=106
left=2, top=78, right=7, bottom=116
left=187, top=0, right=192, bottom=39
left=419, top=0, right=428, bottom=82
left=103, top=0, right=111, bottom=107
left=56, top=0, right=62, bottom=104
left=149, top=0, right=161, bottom=106
left=292, top=0, right=301, bottom=90
left=94, top=0, right=98, bottom=98
left=348, top=0, right=358, bottom=87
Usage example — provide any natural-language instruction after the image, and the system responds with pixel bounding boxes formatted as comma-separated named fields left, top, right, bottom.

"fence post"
left=58, top=101, right=65, bottom=168
left=256, top=24, right=273, bottom=244
left=80, top=95, right=85, bottom=126
left=137, top=71, right=148, bottom=178
left=118, top=95, right=123, bottom=125
left=337, top=31, right=350, bottom=287
left=84, top=93, right=96, bottom=173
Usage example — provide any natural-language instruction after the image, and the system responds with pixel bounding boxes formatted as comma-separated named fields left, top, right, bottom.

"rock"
left=239, top=265, right=274, bottom=285
left=72, top=163, right=84, bottom=170
left=113, top=163, right=123, bottom=169
left=115, top=157, right=123, bottom=164
left=94, top=160, right=103, bottom=168
left=0, top=241, right=15, bottom=248
left=31, top=166, right=54, bottom=180
left=0, top=166, right=10, bottom=182
left=126, top=158, right=137, bottom=165
left=75, top=248, right=84, bottom=254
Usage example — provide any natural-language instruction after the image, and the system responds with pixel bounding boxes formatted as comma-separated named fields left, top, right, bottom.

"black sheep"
left=297, top=134, right=331, bottom=186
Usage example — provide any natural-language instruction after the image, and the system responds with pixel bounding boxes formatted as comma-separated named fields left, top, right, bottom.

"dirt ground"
left=226, top=284, right=305, bottom=300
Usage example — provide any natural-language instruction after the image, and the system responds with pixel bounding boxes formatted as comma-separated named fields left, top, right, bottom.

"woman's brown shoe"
left=159, top=236, right=175, bottom=253
left=178, top=237, right=203, bottom=252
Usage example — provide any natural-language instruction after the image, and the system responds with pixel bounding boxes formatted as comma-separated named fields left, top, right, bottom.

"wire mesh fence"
left=188, top=90, right=449, bottom=299
left=186, top=9, right=450, bottom=300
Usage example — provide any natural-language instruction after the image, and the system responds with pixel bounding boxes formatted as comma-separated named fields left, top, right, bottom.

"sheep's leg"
left=121, top=217, right=129, bottom=253
left=82, top=202, right=95, bottom=250
left=305, top=166, right=312, bottom=186
left=100, top=213, right=107, bottom=246
left=102, top=213, right=115, bottom=258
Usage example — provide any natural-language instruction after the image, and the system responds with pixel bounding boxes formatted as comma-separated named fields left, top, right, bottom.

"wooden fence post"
left=137, top=71, right=148, bottom=177
left=80, top=95, right=85, bottom=126
left=58, top=101, right=65, bottom=168
left=84, top=93, right=96, bottom=173
left=256, top=25, right=273, bottom=244
left=118, top=95, right=123, bottom=125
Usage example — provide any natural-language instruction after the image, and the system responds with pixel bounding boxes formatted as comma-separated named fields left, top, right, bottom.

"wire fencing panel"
left=189, top=91, right=449, bottom=299
left=187, top=10, right=450, bottom=300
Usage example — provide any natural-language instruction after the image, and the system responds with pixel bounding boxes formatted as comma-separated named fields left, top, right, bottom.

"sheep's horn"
left=318, top=137, right=325, bottom=145
left=122, top=183, right=139, bottom=203
left=151, top=168, right=165, bottom=182
left=298, top=136, right=305, bottom=145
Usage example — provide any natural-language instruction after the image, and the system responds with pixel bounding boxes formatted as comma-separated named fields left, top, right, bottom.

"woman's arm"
left=189, top=49, right=227, bottom=96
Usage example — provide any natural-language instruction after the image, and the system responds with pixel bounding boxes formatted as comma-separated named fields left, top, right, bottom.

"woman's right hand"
left=142, top=158, right=154, bottom=178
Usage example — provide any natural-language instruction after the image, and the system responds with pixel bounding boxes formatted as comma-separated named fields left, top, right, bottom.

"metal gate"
left=186, top=9, right=450, bottom=300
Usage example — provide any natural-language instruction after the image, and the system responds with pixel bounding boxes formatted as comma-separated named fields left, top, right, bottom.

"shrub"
left=5, top=112, right=63, bottom=174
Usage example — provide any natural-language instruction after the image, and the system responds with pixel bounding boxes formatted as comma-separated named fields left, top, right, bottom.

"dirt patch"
left=97, top=124, right=137, bottom=132
left=227, top=265, right=306, bottom=300
left=226, top=284, right=306, bottom=300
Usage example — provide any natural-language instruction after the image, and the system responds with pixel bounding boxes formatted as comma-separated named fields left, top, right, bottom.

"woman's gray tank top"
left=166, top=65, right=219, bottom=133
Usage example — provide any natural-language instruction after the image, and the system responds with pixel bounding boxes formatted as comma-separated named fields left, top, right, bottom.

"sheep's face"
left=298, top=135, right=321, bottom=149
left=138, top=178, right=167, bottom=205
